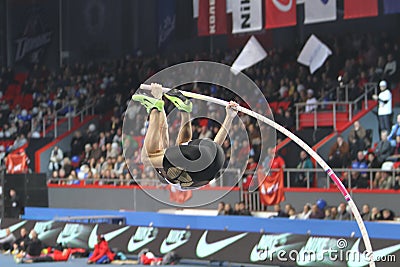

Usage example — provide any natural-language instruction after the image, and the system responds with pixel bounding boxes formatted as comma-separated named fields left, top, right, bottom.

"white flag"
left=297, top=34, right=332, bottom=74
left=231, top=36, right=267, bottom=75
left=232, top=0, right=262, bottom=34
left=304, top=0, right=337, bottom=24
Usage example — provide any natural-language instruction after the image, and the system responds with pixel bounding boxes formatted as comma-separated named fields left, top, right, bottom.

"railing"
left=31, top=100, right=96, bottom=138
left=241, top=167, right=399, bottom=212
left=295, top=83, right=377, bottom=130
left=47, top=168, right=242, bottom=187
left=47, top=167, right=400, bottom=191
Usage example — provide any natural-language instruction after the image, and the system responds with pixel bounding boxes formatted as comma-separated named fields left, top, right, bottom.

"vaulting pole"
left=139, top=83, right=375, bottom=266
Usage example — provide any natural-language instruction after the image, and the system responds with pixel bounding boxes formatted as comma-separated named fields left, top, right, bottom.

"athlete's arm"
left=214, top=101, right=238, bottom=146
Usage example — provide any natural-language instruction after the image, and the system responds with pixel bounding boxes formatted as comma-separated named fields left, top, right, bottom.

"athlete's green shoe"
left=131, top=94, right=164, bottom=113
left=164, top=89, right=192, bottom=113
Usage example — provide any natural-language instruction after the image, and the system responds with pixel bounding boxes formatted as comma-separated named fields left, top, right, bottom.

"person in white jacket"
left=48, top=146, right=64, bottom=171
left=373, top=80, right=392, bottom=132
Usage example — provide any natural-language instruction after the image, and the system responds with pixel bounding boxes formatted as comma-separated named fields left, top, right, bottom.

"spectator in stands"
left=328, top=135, right=350, bottom=168
left=337, top=203, right=351, bottom=220
left=348, top=121, right=369, bottom=160
left=375, top=130, right=393, bottom=165
left=217, top=202, right=225, bottom=215
left=24, top=230, right=44, bottom=257
left=387, top=114, right=400, bottom=151
left=374, top=166, right=394, bottom=190
left=273, top=204, right=289, bottom=218
left=383, top=54, right=397, bottom=86
left=223, top=203, right=233, bottom=215
left=297, top=203, right=312, bottom=220
left=114, top=155, right=125, bottom=176
left=295, top=150, right=314, bottom=187
left=71, top=131, right=84, bottom=157
left=329, top=206, right=338, bottom=220
left=366, top=152, right=380, bottom=169
left=11, top=134, right=27, bottom=150
left=48, top=146, right=64, bottom=172
left=372, top=80, right=392, bottom=133
left=198, top=125, right=212, bottom=139
left=361, top=204, right=371, bottom=221
left=82, top=144, right=93, bottom=164
left=238, top=201, right=251, bottom=216
left=309, top=204, right=324, bottom=219
left=0, top=228, right=16, bottom=252
left=305, top=89, right=317, bottom=113
left=380, top=209, right=395, bottom=221
left=370, top=207, right=381, bottom=221
left=12, top=228, right=29, bottom=254
left=62, top=157, right=73, bottom=176
left=348, top=151, right=368, bottom=188
left=90, top=142, right=102, bottom=161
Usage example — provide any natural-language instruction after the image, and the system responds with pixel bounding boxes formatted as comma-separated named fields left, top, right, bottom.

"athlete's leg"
left=159, top=108, right=169, bottom=149
left=176, top=111, right=192, bottom=145
left=131, top=93, right=165, bottom=168
left=163, top=88, right=193, bottom=145
left=142, top=109, right=165, bottom=168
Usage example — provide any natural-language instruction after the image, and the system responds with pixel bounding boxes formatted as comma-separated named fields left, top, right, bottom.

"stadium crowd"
left=0, top=31, right=399, bottom=192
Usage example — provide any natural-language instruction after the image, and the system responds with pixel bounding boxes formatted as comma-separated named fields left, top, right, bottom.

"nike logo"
left=347, top=238, right=400, bottom=267
left=0, top=221, right=27, bottom=238
left=249, top=233, right=302, bottom=262
left=127, top=227, right=158, bottom=252
left=88, top=224, right=130, bottom=249
left=196, top=231, right=247, bottom=258
left=160, top=230, right=191, bottom=254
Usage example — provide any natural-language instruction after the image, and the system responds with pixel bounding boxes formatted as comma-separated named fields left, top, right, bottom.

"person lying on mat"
left=131, top=83, right=238, bottom=191
left=14, top=247, right=86, bottom=264
left=87, top=235, right=115, bottom=264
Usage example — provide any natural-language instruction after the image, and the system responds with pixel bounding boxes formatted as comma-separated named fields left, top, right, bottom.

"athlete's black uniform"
left=156, top=138, right=225, bottom=190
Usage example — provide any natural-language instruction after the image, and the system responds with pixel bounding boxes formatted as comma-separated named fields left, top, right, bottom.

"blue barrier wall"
left=23, top=207, right=400, bottom=240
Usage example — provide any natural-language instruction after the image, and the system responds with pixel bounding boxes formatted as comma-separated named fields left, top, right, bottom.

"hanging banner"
left=232, top=0, right=262, bottom=34
left=344, top=0, right=378, bottom=19
left=304, top=0, right=337, bottom=25
left=265, top=0, right=296, bottom=29
left=158, top=0, right=176, bottom=47
left=197, top=0, right=227, bottom=36
left=384, top=0, right=400, bottom=15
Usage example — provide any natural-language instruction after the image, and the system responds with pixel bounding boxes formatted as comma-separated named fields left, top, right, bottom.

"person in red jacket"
left=87, top=235, right=115, bottom=264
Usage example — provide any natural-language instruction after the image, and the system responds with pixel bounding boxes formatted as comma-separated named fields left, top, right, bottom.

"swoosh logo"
left=0, top=221, right=27, bottom=238
left=196, top=231, right=247, bottom=258
left=127, top=227, right=158, bottom=252
left=160, top=230, right=191, bottom=254
left=272, top=0, right=293, bottom=12
left=88, top=224, right=130, bottom=249
left=347, top=239, right=400, bottom=267
left=249, top=233, right=300, bottom=262
left=160, top=238, right=189, bottom=254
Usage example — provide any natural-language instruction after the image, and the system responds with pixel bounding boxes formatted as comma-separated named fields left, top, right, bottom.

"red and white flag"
left=304, top=0, right=337, bottom=25
left=265, top=0, right=296, bottom=29
left=169, top=185, right=193, bottom=204
left=257, top=168, right=285, bottom=206
left=344, top=0, right=378, bottom=20
left=198, top=0, right=227, bottom=36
